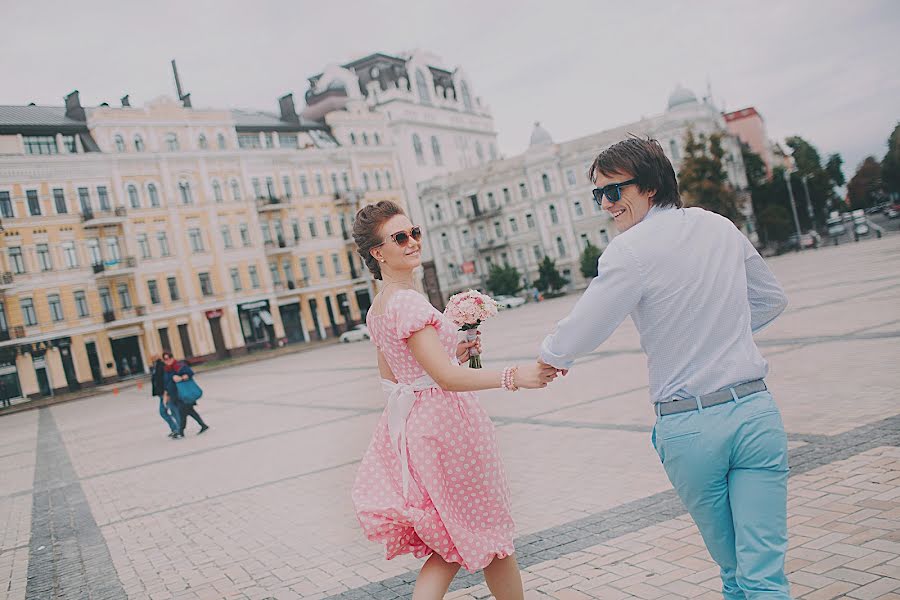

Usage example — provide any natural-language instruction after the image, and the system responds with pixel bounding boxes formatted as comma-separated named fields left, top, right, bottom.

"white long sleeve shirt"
left=539, top=205, right=788, bottom=404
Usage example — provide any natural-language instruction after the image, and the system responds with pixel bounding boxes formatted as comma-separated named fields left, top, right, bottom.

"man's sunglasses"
left=591, top=179, right=638, bottom=206
left=374, top=226, right=422, bottom=248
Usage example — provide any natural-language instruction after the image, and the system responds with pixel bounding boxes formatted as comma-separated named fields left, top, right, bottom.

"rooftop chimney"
left=171, top=60, right=192, bottom=108
left=64, top=90, right=86, bottom=121
left=279, top=93, right=299, bottom=123
left=121, top=95, right=131, bottom=107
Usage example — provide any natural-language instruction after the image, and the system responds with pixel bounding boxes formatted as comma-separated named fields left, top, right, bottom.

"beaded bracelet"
left=501, top=366, right=519, bottom=391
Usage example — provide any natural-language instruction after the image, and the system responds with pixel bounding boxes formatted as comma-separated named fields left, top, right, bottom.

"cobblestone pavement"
left=0, top=235, right=898, bottom=600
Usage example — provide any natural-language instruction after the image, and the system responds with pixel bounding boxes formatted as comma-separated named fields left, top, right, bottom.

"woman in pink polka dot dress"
left=351, top=201, right=557, bottom=599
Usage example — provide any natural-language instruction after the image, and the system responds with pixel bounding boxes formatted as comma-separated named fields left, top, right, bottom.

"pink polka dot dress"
left=352, top=289, right=515, bottom=572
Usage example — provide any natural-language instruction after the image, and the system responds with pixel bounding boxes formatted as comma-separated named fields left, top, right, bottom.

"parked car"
left=783, top=232, right=819, bottom=252
left=494, top=295, right=526, bottom=309
left=887, top=205, right=900, bottom=219
left=339, top=324, right=370, bottom=343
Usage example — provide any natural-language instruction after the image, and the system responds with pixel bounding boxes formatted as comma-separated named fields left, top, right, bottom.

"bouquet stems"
left=465, top=328, right=482, bottom=368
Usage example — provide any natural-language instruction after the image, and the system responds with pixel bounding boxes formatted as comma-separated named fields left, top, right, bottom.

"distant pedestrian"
left=0, top=379, right=10, bottom=408
left=150, top=354, right=180, bottom=439
left=162, top=351, right=209, bottom=436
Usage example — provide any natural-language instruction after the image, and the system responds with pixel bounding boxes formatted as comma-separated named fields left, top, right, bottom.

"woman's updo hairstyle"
left=352, top=200, right=404, bottom=280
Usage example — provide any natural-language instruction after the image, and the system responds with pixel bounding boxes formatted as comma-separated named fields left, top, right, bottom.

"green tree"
left=757, top=205, right=793, bottom=245
left=485, top=263, right=522, bottom=297
left=579, top=241, right=603, bottom=279
left=847, top=157, right=883, bottom=210
left=881, top=123, right=900, bottom=198
left=678, top=130, right=742, bottom=223
left=784, top=136, right=843, bottom=229
left=825, top=154, right=846, bottom=187
left=535, top=256, right=567, bottom=293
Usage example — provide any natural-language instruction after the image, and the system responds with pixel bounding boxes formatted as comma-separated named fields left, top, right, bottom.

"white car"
left=339, top=324, right=370, bottom=343
left=494, top=295, right=526, bottom=309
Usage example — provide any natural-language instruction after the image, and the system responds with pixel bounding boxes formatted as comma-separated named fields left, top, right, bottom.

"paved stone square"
left=1, top=235, right=898, bottom=600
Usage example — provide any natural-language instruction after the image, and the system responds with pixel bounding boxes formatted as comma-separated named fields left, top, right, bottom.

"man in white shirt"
left=540, top=138, right=791, bottom=599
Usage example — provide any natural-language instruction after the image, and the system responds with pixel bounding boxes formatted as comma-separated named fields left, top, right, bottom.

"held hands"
left=515, top=361, right=561, bottom=389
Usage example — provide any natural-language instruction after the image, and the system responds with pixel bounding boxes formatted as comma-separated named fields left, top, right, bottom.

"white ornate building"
left=301, top=50, right=498, bottom=307
left=418, top=87, right=757, bottom=300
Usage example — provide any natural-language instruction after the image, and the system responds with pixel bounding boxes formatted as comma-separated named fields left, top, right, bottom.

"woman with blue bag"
left=163, top=351, right=209, bottom=437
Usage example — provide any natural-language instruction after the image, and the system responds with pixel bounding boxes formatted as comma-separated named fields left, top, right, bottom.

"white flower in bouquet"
left=444, top=290, right=499, bottom=368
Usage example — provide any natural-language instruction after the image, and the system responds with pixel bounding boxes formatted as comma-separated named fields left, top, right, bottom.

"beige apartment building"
left=0, top=91, right=404, bottom=402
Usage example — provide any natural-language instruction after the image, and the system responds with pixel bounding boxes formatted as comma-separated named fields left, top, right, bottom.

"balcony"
left=11, top=325, right=25, bottom=339
left=273, top=278, right=309, bottom=294
left=255, top=196, right=286, bottom=212
left=92, top=256, right=137, bottom=278
left=334, top=189, right=363, bottom=208
left=467, top=206, right=503, bottom=222
left=103, top=310, right=116, bottom=323
left=264, top=237, right=297, bottom=255
left=82, top=206, right=127, bottom=227
left=0, top=271, right=13, bottom=291
left=474, top=236, right=509, bottom=250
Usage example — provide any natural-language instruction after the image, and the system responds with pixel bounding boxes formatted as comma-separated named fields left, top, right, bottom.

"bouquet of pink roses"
left=444, top=289, right=499, bottom=368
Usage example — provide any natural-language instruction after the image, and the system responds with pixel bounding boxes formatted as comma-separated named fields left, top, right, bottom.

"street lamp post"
left=783, top=169, right=803, bottom=246
left=801, top=175, right=814, bottom=222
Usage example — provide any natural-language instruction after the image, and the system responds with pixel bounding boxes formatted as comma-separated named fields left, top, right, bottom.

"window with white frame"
left=188, top=228, right=204, bottom=253
left=212, top=180, right=223, bottom=203
left=20, top=298, right=37, bottom=326
left=198, top=134, right=208, bottom=149
left=137, top=234, right=151, bottom=259
left=148, top=183, right=160, bottom=207
left=0, top=191, right=13, bottom=217
left=248, top=265, right=260, bottom=288
left=36, top=244, right=52, bottom=271
left=549, top=204, right=559, bottom=225
left=147, top=280, right=160, bottom=305
left=221, top=225, right=233, bottom=248
left=574, top=200, right=584, bottom=217
left=315, top=174, right=324, bottom=195
left=48, top=294, right=64, bottom=321
left=431, top=136, right=443, bottom=166
left=53, top=188, right=67, bottom=214
left=127, top=184, right=140, bottom=208
left=239, top=223, right=251, bottom=246
left=134, top=134, right=145, bottom=152
left=86, top=238, right=101, bottom=265
left=509, top=217, right=519, bottom=233
left=230, top=267, right=242, bottom=291
left=117, top=283, right=132, bottom=309
left=542, top=173, right=552, bottom=193
left=62, top=241, right=78, bottom=268
left=157, top=232, right=171, bottom=257
left=282, top=176, right=293, bottom=199
left=230, top=179, right=241, bottom=202
left=198, top=272, right=213, bottom=296
left=217, top=133, right=226, bottom=149
left=105, top=236, right=121, bottom=261
left=316, top=256, right=326, bottom=277
left=556, top=236, right=566, bottom=257
left=114, top=135, right=126, bottom=152
left=526, top=213, right=535, bottom=230
left=165, top=133, right=179, bottom=151
left=178, top=182, right=192, bottom=204
left=74, top=290, right=89, bottom=316
left=332, top=253, right=342, bottom=275
left=412, top=134, right=425, bottom=166
left=441, top=232, right=450, bottom=251
left=26, top=190, right=41, bottom=216
left=567, top=169, right=577, bottom=186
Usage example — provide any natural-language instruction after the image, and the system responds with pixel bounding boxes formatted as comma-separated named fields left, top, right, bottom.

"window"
left=488, top=192, right=496, bottom=209
left=198, top=134, right=208, bottom=149
left=282, top=176, right=293, bottom=199
left=248, top=265, right=260, bottom=288
left=178, top=182, right=192, bottom=204
left=26, top=190, right=41, bottom=216
left=599, top=229, right=609, bottom=245
left=188, top=228, right=204, bottom=253
left=198, top=273, right=213, bottom=296
left=574, top=200, right=584, bottom=217
left=62, top=135, right=76, bottom=153
left=566, top=169, right=577, bottom=186
left=330, top=172, right=339, bottom=193
left=375, top=172, right=382, bottom=190
left=549, top=204, right=559, bottom=225
left=385, top=171, right=392, bottom=189
left=516, top=248, right=526, bottom=266
left=20, top=298, right=37, bottom=326
left=350, top=133, right=357, bottom=145
left=362, top=133, right=369, bottom=146
left=332, top=253, right=342, bottom=275
left=167, top=277, right=179, bottom=301
left=239, top=223, right=251, bottom=246
left=280, top=134, right=298, bottom=149
left=36, top=244, right=52, bottom=271
left=231, top=180, right=242, bottom=202
left=77, top=187, right=90, bottom=213
left=148, top=184, right=160, bottom=207
left=299, top=258, right=310, bottom=280
left=557, top=236, right=567, bottom=257
left=266, top=177, right=276, bottom=199
left=462, top=229, right=471, bottom=245
left=134, top=135, right=145, bottom=152
left=509, top=217, right=519, bottom=233
left=48, top=294, right=64, bottom=321
left=342, top=172, right=350, bottom=191
left=99, top=287, right=113, bottom=313
left=221, top=225, right=233, bottom=249
left=264, top=132, right=274, bottom=148
left=137, top=234, right=151, bottom=259
left=542, top=173, right=552, bottom=193
left=217, top=133, right=226, bottom=149
left=315, top=174, right=324, bottom=195
left=24, top=135, right=58, bottom=155
left=581, top=233, right=590, bottom=249
left=441, top=232, right=451, bottom=251
left=502, top=188, right=511, bottom=204
left=292, top=219, right=301, bottom=241
left=127, top=185, right=140, bottom=208
left=526, top=213, right=535, bottom=230
left=74, top=290, right=89, bottom=317
left=460, top=80, right=473, bottom=111
left=0, top=191, right=12, bottom=217
left=308, top=217, right=318, bottom=238
left=105, top=236, right=121, bottom=261
left=212, top=180, right=223, bottom=203
left=157, top=232, right=171, bottom=257
left=300, top=175, right=309, bottom=196
left=53, top=188, right=67, bottom=214
left=114, top=135, right=125, bottom=152
left=455, top=199, right=464, bottom=217
left=494, top=221, right=503, bottom=237
left=431, top=136, right=443, bottom=166
left=363, top=172, right=370, bottom=191
left=374, top=132, right=381, bottom=145
left=476, top=142, right=484, bottom=164
left=9, top=247, right=25, bottom=274
left=412, top=134, right=425, bottom=166
left=316, top=256, right=326, bottom=277
left=519, top=182, right=529, bottom=198
left=117, top=283, right=132, bottom=309
left=269, top=262, right=281, bottom=285
left=165, top=133, right=179, bottom=151
left=86, top=238, right=101, bottom=265
left=230, top=268, right=242, bottom=291
left=147, top=280, right=160, bottom=304
left=434, top=203, right=444, bottom=222
left=97, top=186, right=110, bottom=211
left=283, top=259, right=295, bottom=284
left=238, top=133, right=261, bottom=149
left=533, top=245, right=542, bottom=260
left=62, top=241, right=78, bottom=268
left=261, top=222, right=272, bottom=244
left=323, top=216, right=333, bottom=236
left=415, top=69, right=431, bottom=104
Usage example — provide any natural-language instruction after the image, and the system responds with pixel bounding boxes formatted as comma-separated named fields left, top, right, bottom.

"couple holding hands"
left=351, top=138, right=791, bottom=600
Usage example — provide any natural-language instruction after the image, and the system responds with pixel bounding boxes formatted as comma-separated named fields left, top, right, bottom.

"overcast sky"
left=2, top=0, right=898, bottom=176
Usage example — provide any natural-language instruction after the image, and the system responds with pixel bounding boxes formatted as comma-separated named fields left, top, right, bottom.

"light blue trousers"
left=652, top=391, right=791, bottom=599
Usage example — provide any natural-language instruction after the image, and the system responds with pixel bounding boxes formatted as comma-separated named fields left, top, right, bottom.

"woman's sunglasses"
left=591, top=179, right=637, bottom=206
left=374, top=226, right=422, bottom=248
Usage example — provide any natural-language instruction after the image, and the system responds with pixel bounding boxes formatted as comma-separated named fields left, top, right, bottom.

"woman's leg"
left=483, top=555, right=524, bottom=600
left=158, top=397, right=177, bottom=432
left=412, top=553, right=461, bottom=600
left=185, top=405, right=208, bottom=429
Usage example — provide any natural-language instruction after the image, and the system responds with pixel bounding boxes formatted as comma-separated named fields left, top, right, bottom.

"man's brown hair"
left=588, top=137, right=683, bottom=209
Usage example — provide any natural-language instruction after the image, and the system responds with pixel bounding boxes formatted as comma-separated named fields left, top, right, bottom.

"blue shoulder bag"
left=176, top=378, right=203, bottom=405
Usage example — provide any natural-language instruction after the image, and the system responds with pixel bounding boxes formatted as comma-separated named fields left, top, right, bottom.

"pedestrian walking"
left=162, top=351, right=209, bottom=436
left=150, top=355, right=180, bottom=438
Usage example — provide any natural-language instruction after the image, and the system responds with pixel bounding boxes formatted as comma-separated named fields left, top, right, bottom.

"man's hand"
left=456, top=331, right=481, bottom=364
left=538, top=359, right=568, bottom=377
